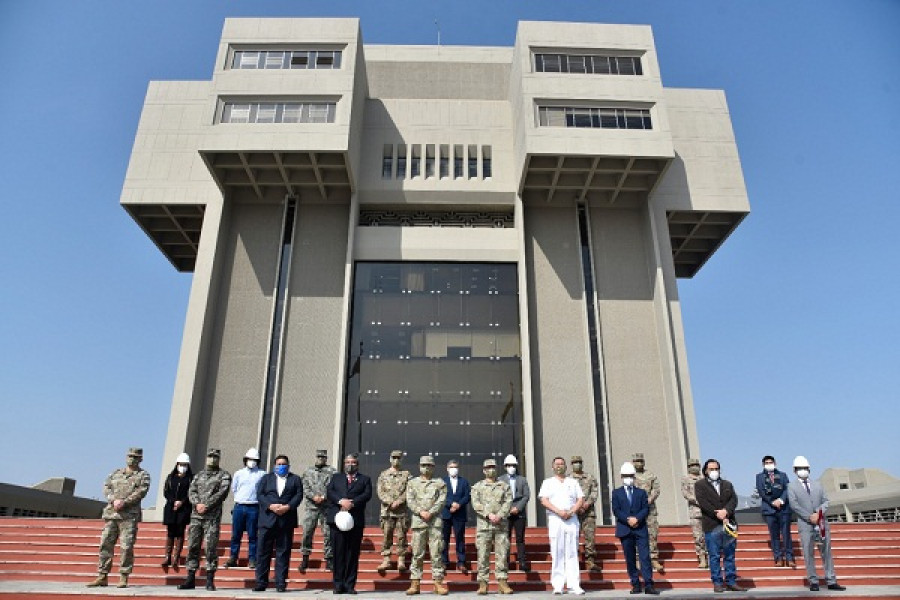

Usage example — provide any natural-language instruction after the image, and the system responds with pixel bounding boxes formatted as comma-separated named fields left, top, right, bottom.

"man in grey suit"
left=499, top=454, right=531, bottom=572
left=788, top=455, right=846, bottom=592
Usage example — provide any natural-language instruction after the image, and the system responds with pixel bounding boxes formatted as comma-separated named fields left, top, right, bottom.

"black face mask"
left=344, top=463, right=358, bottom=475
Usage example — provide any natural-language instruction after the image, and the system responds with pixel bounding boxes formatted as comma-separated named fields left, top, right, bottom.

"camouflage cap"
left=127, top=447, right=143, bottom=458
left=632, top=452, right=645, bottom=461
left=390, top=450, right=404, bottom=459
left=419, top=455, right=435, bottom=466
left=207, top=448, right=221, bottom=458
left=570, top=455, right=583, bottom=463
left=316, top=449, right=328, bottom=457
left=483, top=458, right=497, bottom=468
left=687, top=457, right=700, bottom=467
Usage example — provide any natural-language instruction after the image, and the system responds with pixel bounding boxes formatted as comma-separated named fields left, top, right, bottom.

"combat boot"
left=585, top=559, right=599, bottom=573
left=405, top=580, right=421, bottom=595
left=177, top=570, right=196, bottom=590
left=498, top=579, right=514, bottom=595
left=86, top=573, right=108, bottom=587
left=117, top=574, right=129, bottom=588
left=298, top=554, right=309, bottom=572
left=205, top=571, right=216, bottom=591
left=652, top=559, right=664, bottom=573
left=398, top=555, right=408, bottom=572
left=377, top=557, right=391, bottom=575
left=477, top=580, right=488, bottom=595
left=433, top=578, right=449, bottom=595
left=698, top=553, right=708, bottom=569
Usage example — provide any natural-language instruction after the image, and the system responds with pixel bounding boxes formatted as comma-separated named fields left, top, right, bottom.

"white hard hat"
left=503, top=454, right=518, bottom=466
left=176, top=453, right=190, bottom=464
left=620, top=462, right=637, bottom=476
left=245, top=447, right=261, bottom=461
left=335, top=511, right=354, bottom=532
left=793, top=455, right=811, bottom=468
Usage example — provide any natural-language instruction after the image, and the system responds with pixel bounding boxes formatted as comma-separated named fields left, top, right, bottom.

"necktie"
left=804, top=480, right=811, bottom=494
left=626, top=486, right=632, bottom=504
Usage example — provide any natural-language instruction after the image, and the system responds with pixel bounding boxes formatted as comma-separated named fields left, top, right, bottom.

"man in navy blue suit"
left=441, top=458, right=471, bottom=573
left=253, top=454, right=303, bottom=593
left=326, top=453, right=373, bottom=595
left=611, top=462, right=659, bottom=595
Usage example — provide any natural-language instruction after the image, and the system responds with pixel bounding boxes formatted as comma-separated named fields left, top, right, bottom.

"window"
left=232, top=49, right=343, bottom=70
left=397, top=145, right=407, bottom=179
left=410, top=145, right=421, bottom=178
left=439, top=144, right=449, bottom=178
left=220, top=101, right=336, bottom=124
left=382, top=144, right=393, bottom=179
left=482, top=146, right=492, bottom=178
left=537, top=106, right=652, bottom=130
left=468, top=145, right=478, bottom=179
left=425, top=145, right=435, bottom=179
left=534, top=52, right=643, bottom=76
left=453, top=145, right=464, bottom=179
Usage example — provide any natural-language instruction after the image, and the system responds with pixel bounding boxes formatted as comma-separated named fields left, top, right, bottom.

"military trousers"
left=380, top=514, right=410, bottom=557
left=409, top=520, right=445, bottom=581
left=98, top=518, right=139, bottom=575
left=476, top=527, right=509, bottom=582
left=577, top=511, right=597, bottom=560
left=185, top=517, right=222, bottom=572
left=301, top=506, right=332, bottom=558
left=690, top=516, right=707, bottom=556
left=646, top=508, right=660, bottom=560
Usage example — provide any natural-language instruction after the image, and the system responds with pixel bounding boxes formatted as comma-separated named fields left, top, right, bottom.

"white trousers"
left=548, top=516, right=582, bottom=593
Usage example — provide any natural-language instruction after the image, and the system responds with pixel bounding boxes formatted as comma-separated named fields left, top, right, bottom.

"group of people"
left=679, top=454, right=846, bottom=593
left=87, top=446, right=847, bottom=595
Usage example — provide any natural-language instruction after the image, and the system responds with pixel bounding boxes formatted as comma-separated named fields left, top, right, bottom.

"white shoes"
left=569, top=589, right=586, bottom=596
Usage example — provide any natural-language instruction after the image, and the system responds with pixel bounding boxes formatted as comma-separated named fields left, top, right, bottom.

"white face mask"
left=622, top=476, right=634, bottom=487
left=246, top=460, right=258, bottom=469
left=506, top=466, right=516, bottom=475
left=447, top=467, right=459, bottom=477
left=764, top=463, right=775, bottom=472
left=796, top=468, right=810, bottom=479
left=708, top=470, right=720, bottom=481
left=177, top=465, right=188, bottom=475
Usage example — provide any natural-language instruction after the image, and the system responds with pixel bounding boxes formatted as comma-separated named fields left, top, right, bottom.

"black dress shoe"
left=827, top=583, right=846, bottom=591
left=276, top=585, right=286, bottom=592
left=253, top=583, right=267, bottom=592
left=810, top=583, right=820, bottom=591
left=333, top=588, right=345, bottom=595
left=714, top=584, right=725, bottom=593
left=630, top=585, right=642, bottom=594
left=346, top=590, right=357, bottom=595
left=644, top=586, right=660, bottom=596
left=725, top=584, right=747, bottom=592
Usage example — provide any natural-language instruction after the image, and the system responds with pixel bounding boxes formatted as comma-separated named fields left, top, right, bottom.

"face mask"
left=246, top=460, right=258, bottom=469
left=553, top=465, right=566, bottom=476
left=572, top=463, right=583, bottom=473
left=764, top=463, right=775, bottom=472
left=177, top=465, right=188, bottom=475
left=274, top=464, right=289, bottom=477
left=206, top=457, right=219, bottom=469
left=420, top=465, right=434, bottom=477
left=484, top=468, right=497, bottom=479
left=506, top=466, right=517, bottom=475
left=390, top=458, right=402, bottom=469
left=344, top=463, right=358, bottom=475
left=315, top=457, right=327, bottom=468
left=688, top=466, right=701, bottom=476
left=447, top=467, right=459, bottom=477
left=796, top=469, right=810, bottom=479
left=126, top=456, right=141, bottom=468
left=707, top=470, right=720, bottom=481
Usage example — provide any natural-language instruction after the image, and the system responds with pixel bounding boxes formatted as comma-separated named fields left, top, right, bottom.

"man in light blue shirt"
left=225, top=447, right=265, bottom=568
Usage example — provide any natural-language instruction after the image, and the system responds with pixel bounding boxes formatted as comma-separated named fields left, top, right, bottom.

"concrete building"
left=0, top=478, right=105, bottom=519
left=121, top=18, right=749, bottom=525
left=820, top=468, right=900, bottom=523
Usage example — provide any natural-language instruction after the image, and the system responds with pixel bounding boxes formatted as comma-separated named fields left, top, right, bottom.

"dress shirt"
left=538, top=476, right=584, bottom=520
left=449, top=476, right=458, bottom=494
left=508, top=475, right=517, bottom=498
left=232, top=466, right=265, bottom=504
left=276, top=474, right=287, bottom=496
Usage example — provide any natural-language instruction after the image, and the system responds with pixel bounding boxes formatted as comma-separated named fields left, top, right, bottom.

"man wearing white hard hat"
left=326, top=453, right=372, bottom=595
left=498, top=454, right=531, bottom=572
left=788, top=456, right=846, bottom=592
left=611, top=462, right=659, bottom=595
left=253, top=454, right=303, bottom=592
left=227, top=447, right=264, bottom=569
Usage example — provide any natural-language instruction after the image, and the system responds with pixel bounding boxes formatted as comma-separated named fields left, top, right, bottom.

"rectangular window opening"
left=425, top=144, right=435, bottom=179
left=482, top=145, right=492, bottom=179
left=439, top=144, right=450, bottom=179
left=467, top=145, right=478, bottom=179
left=382, top=144, right=393, bottom=179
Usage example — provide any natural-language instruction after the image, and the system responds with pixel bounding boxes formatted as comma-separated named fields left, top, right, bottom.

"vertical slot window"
left=439, top=144, right=449, bottom=178
left=410, top=144, right=421, bottom=178
left=425, top=144, right=435, bottom=179
left=468, top=145, right=478, bottom=179
left=397, top=145, right=407, bottom=179
left=382, top=144, right=393, bottom=179
left=453, top=145, right=463, bottom=179
left=481, top=146, right=492, bottom=179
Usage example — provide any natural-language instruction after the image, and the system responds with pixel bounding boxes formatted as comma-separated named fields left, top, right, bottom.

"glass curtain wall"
left=343, top=263, right=523, bottom=524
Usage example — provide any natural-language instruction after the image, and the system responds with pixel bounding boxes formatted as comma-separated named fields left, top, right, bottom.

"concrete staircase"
left=0, top=518, right=898, bottom=598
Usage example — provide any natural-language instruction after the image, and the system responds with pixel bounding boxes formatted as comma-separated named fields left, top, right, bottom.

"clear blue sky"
left=1, top=1, right=898, bottom=501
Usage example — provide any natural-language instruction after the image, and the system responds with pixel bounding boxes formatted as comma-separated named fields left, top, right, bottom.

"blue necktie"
left=626, top=486, right=633, bottom=504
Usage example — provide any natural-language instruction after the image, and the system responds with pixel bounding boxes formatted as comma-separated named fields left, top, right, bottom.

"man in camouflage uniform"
left=570, top=455, right=601, bottom=573
left=471, top=458, right=514, bottom=595
left=377, top=449, right=411, bottom=575
left=87, top=447, right=151, bottom=589
left=681, top=457, right=708, bottom=568
left=299, top=449, right=336, bottom=572
left=405, top=455, right=448, bottom=596
left=633, top=452, right=664, bottom=573
left=178, top=448, right=232, bottom=591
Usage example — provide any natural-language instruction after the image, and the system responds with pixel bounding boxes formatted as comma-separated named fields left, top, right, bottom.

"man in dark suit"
left=499, top=454, right=531, bottom=572
left=326, top=453, right=373, bottom=595
left=253, top=454, right=303, bottom=593
left=695, top=458, right=746, bottom=593
left=755, top=455, right=795, bottom=567
left=611, top=462, right=659, bottom=595
left=440, top=458, right=471, bottom=573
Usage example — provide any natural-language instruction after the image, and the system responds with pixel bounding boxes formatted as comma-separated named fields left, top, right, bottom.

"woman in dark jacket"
left=161, top=452, right=193, bottom=567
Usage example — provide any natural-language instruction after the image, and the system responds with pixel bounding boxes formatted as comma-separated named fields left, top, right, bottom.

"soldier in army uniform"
left=632, top=452, right=664, bottom=573
left=87, top=447, right=151, bottom=589
left=405, top=455, right=449, bottom=596
left=471, top=458, right=514, bottom=595
left=299, top=449, right=336, bottom=572
left=681, top=457, right=708, bottom=568
left=377, top=449, right=411, bottom=575
left=178, top=448, right=232, bottom=591
left=570, top=455, right=600, bottom=573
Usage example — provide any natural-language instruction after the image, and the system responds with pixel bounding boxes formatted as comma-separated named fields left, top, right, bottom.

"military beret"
left=483, top=458, right=497, bottom=468
left=127, top=447, right=143, bottom=458
left=391, top=450, right=404, bottom=459
left=570, top=455, right=583, bottom=463
left=207, top=448, right=221, bottom=458
left=419, top=455, right=435, bottom=466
